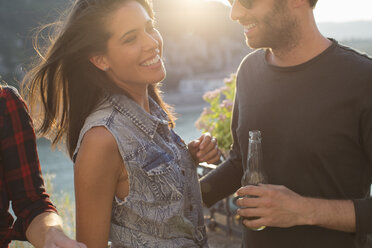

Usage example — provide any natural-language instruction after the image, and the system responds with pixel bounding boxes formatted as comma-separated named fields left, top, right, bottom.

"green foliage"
left=195, top=74, right=236, bottom=157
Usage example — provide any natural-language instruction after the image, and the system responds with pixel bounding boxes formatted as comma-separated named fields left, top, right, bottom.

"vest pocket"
left=142, top=155, right=173, bottom=176
left=142, top=160, right=184, bottom=201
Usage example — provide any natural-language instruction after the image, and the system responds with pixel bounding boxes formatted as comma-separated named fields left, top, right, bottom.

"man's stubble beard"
left=246, top=2, right=301, bottom=52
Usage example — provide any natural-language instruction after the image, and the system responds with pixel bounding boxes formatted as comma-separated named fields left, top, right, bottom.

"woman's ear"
left=89, top=55, right=110, bottom=72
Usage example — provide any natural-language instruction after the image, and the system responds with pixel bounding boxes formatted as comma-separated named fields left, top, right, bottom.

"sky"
left=209, top=0, right=372, bottom=23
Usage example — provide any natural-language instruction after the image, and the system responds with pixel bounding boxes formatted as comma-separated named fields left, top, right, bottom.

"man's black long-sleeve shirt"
left=201, top=40, right=372, bottom=248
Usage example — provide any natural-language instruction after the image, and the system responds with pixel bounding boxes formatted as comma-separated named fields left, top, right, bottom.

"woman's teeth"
left=142, top=55, right=160, bottom=66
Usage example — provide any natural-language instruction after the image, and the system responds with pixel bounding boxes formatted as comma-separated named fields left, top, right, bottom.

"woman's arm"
left=74, top=126, right=124, bottom=248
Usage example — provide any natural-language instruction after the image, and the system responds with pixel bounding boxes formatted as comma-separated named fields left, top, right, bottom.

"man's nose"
left=230, top=0, right=248, bottom=22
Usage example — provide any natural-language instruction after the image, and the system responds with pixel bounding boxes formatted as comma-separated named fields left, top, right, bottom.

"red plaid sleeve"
left=0, top=86, right=56, bottom=246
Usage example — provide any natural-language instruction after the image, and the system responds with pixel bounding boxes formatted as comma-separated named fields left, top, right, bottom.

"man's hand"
left=44, top=227, right=87, bottom=248
left=235, top=184, right=356, bottom=232
left=236, top=184, right=314, bottom=229
left=188, top=132, right=221, bottom=164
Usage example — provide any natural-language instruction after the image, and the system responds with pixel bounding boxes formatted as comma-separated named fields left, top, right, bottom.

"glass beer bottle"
left=241, top=130, right=268, bottom=231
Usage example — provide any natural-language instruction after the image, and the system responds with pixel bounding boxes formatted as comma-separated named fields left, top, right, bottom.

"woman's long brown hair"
left=22, top=0, right=175, bottom=158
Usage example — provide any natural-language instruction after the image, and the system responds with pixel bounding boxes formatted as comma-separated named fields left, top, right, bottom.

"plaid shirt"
left=0, top=86, right=56, bottom=247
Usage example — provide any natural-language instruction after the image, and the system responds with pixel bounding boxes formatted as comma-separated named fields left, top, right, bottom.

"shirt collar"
left=107, top=93, right=169, bottom=139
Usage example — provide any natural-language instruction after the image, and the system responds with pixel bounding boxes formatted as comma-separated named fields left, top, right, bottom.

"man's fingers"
left=242, top=217, right=266, bottom=230
left=238, top=207, right=264, bottom=218
left=237, top=185, right=265, bottom=197
left=236, top=195, right=262, bottom=208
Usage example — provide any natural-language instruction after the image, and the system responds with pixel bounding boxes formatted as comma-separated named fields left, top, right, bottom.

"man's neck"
left=266, top=22, right=332, bottom=67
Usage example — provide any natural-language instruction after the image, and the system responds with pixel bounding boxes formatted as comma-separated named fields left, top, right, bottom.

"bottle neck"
left=247, top=140, right=262, bottom=171
left=242, top=130, right=266, bottom=186
left=248, top=130, right=262, bottom=172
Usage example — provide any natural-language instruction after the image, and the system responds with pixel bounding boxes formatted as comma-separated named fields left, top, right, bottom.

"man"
left=200, top=0, right=372, bottom=247
left=0, top=86, right=86, bottom=248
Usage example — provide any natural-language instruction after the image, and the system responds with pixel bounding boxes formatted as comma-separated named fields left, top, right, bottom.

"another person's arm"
left=1, top=87, right=85, bottom=247
left=74, top=127, right=124, bottom=248
left=26, top=212, right=86, bottom=248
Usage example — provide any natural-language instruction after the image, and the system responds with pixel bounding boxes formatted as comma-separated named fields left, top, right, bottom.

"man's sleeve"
left=200, top=89, right=244, bottom=208
left=353, top=83, right=372, bottom=236
left=1, top=87, right=56, bottom=240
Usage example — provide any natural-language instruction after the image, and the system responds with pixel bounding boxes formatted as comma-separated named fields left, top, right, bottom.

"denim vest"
left=73, top=94, right=208, bottom=248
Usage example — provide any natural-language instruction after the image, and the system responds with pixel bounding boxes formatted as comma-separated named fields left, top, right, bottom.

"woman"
left=22, top=0, right=220, bottom=247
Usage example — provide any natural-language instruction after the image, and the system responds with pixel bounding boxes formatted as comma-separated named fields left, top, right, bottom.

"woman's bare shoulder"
left=75, top=126, right=122, bottom=173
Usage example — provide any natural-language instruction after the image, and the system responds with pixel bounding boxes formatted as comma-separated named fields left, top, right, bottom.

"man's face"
left=229, top=0, right=299, bottom=51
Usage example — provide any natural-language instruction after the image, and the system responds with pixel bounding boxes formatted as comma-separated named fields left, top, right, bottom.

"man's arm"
left=200, top=156, right=243, bottom=207
left=200, top=89, right=243, bottom=207
left=26, top=212, right=86, bottom=248
left=236, top=184, right=357, bottom=232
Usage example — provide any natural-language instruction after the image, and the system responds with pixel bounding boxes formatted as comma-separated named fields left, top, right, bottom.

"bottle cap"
left=249, top=130, right=262, bottom=141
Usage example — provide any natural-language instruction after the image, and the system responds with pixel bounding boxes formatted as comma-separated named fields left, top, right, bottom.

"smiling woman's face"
left=93, top=0, right=166, bottom=92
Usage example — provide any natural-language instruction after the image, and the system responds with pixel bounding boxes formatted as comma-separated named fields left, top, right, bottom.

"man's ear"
left=89, top=55, right=109, bottom=71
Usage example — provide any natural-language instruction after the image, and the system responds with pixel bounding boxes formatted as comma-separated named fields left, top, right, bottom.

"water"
left=37, top=106, right=204, bottom=197
left=37, top=105, right=372, bottom=198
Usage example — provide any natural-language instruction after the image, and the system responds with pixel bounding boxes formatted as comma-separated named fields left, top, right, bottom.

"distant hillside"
left=318, top=21, right=372, bottom=40
left=0, top=0, right=371, bottom=88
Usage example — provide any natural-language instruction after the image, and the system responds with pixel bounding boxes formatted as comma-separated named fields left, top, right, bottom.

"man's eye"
left=229, top=0, right=254, bottom=9
left=241, top=0, right=254, bottom=8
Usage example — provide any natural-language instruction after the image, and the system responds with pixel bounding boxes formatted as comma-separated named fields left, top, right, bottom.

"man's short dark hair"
left=309, top=0, right=318, bottom=8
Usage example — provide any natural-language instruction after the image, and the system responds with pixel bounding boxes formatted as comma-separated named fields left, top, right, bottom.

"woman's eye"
left=124, top=36, right=137, bottom=43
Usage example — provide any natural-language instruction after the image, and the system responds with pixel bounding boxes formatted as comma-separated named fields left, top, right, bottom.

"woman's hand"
left=188, top=133, right=221, bottom=164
